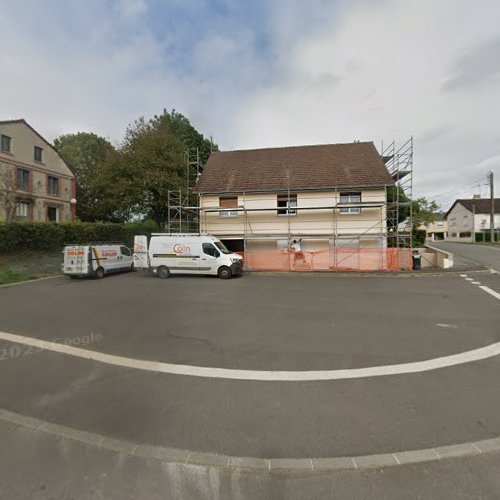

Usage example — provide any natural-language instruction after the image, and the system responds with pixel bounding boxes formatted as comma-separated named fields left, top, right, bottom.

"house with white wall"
left=193, top=142, right=395, bottom=258
left=446, top=198, right=500, bottom=241
left=0, top=119, right=76, bottom=223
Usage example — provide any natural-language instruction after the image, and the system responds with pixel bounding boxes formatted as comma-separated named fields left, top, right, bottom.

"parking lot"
left=1, top=269, right=500, bottom=498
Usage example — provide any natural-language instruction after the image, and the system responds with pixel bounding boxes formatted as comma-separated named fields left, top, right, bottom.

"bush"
left=412, top=228, right=426, bottom=247
left=0, top=221, right=156, bottom=253
left=475, top=232, right=500, bottom=243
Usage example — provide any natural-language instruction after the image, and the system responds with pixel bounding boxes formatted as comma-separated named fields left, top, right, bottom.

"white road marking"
left=0, top=330, right=500, bottom=381
left=478, top=286, right=500, bottom=301
left=435, top=323, right=458, bottom=329
left=471, top=281, right=481, bottom=285
left=460, top=274, right=468, bottom=278
left=465, top=277, right=474, bottom=281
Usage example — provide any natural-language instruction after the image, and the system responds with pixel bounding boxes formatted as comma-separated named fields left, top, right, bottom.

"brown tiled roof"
left=193, top=142, right=394, bottom=194
left=446, top=198, right=500, bottom=217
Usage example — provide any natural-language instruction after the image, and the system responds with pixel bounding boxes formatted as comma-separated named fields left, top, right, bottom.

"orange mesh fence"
left=238, top=248, right=412, bottom=272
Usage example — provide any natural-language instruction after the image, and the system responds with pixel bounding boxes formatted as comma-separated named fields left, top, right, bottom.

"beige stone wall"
left=0, top=121, right=75, bottom=222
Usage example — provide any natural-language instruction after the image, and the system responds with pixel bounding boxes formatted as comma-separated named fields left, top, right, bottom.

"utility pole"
left=488, top=171, right=495, bottom=242
left=472, top=203, right=475, bottom=244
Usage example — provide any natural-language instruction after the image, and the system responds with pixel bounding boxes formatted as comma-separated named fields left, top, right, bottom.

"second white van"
left=134, top=234, right=243, bottom=279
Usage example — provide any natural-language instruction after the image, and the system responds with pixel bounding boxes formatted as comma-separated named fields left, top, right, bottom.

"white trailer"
left=63, top=243, right=134, bottom=279
left=134, top=233, right=243, bottom=279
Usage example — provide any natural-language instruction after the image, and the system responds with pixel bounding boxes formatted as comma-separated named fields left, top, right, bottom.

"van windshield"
left=214, top=241, right=231, bottom=254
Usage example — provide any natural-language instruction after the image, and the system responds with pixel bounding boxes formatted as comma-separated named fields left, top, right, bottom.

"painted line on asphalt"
left=1, top=330, right=500, bottom=381
left=478, top=286, right=500, bottom=301
left=0, top=407, right=497, bottom=472
left=460, top=273, right=500, bottom=303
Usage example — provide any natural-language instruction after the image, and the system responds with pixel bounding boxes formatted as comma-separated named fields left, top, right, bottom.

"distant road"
left=432, top=241, right=500, bottom=272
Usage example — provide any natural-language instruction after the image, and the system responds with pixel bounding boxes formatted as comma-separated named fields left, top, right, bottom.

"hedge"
left=475, top=232, right=500, bottom=243
left=0, top=220, right=157, bottom=253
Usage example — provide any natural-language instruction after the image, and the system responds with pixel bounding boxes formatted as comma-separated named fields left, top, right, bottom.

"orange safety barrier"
left=237, top=248, right=413, bottom=272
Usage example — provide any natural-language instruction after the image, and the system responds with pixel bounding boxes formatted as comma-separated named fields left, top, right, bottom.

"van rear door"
left=133, top=235, right=149, bottom=269
left=64, top=246, right=89, bottom=275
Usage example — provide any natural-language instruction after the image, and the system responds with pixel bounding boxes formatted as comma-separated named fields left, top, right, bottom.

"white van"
left=63, top=243, right=134, bottom=279
left=134, top=234, right=243, bottom=279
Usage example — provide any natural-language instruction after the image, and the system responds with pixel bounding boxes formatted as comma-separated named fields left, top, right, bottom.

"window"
left=16, top=168, right=30, bottom=190
left=47, top=206, right=57, bottom=222
left=120, top=246, right=131, bottom=256
left=1, top=134, right=11, bottom=153
left=202, top=243, right=220, bottom=258
left=15, top=201, right=29, bottom=219
left=47, top=176, right=59, bottom=195
left=34, top=146, right=43, bottom=162
left=214, top=241, right=231, bottom=254
left=339, top=192, right=361, bottom=214
left=219, top=196, right=238, bottom=217
left=277, top=194, right=297, bottom=216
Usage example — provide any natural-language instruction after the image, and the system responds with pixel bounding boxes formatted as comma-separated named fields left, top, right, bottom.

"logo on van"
left=173, top=243, right=191, bottom=254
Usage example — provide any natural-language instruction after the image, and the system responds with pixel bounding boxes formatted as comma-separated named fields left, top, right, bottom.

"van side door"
left=120, top=246, right=133, bottom=269
left=201, top=243, right=220, bottom=274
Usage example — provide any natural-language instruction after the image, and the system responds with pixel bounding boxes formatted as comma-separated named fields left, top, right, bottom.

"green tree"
left=54, top=133, right=118, bottom=221
left=120, top=116, right=186, bottom=227
left=412, top=197, right=440, bottom=228
left=150, top=109, right=218, bottom=201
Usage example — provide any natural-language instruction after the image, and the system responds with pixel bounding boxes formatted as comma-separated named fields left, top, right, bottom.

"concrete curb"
left=1, top=408, right=499, bottom=472
left=245, top=267, right=489, bottom=278
left=0, top=275, right=62, bottom=289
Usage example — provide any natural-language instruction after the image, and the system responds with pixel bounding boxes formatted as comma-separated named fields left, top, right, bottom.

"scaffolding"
left=381, top=137, right=414, bottom=248
left=165, top=139, right=414, bottom=270
left=166, top=148, right=202, bottom=234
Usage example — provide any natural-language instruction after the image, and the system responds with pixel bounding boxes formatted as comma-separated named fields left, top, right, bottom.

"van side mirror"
left=214, top=250, right=220, bottom=258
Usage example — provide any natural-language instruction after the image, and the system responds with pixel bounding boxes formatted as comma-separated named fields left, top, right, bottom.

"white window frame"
left=15, top=201, right=29, bottom=218
left=339, top=192, right=361, bottom=214
left=219, top=196, right=238, bottom=217
left=277, top=194, right=297, bottom=216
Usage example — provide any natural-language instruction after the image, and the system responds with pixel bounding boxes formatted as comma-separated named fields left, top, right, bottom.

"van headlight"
left=231, top=257, right=241, bottom=263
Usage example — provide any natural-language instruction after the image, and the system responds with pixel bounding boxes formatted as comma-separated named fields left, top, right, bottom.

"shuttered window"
left=219, top=196, right=238, bottom=217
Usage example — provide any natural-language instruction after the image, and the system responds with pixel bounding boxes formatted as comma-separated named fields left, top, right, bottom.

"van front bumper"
left=230, top=261, right=243, bottom=276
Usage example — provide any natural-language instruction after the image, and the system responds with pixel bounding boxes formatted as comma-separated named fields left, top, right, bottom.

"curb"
left=1, top=408, right=499, bottom=472
left=0, top=275, right=62, bottom=289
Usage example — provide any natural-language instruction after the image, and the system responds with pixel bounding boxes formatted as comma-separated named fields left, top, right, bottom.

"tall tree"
left=54, top=133, right=118, bottom=221
left=120, top=116, right=186, bottom=226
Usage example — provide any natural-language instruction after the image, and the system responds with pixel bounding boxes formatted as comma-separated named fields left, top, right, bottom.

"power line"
left=424, top=176, right=488, bottom=202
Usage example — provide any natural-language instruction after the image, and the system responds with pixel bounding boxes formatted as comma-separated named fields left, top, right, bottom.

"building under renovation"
left=187, top=140, right=413, bottom=271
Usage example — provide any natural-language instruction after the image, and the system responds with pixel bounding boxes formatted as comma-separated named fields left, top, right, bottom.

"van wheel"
left=95, top=267, right=105, bottom=279
left=218, top=266, right=232, bottom=279
left=158, top=266, right=170, bottom=279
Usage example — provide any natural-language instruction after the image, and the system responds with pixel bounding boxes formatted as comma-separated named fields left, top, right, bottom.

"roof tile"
left=194, top=142, right=394, bottom=193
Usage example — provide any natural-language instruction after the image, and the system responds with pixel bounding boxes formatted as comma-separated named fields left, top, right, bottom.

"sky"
left=1, top=0, right=499, bottom=209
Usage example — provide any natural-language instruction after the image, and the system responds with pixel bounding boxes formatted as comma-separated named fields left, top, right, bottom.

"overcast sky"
left=1, top=0, right=499, bottom=209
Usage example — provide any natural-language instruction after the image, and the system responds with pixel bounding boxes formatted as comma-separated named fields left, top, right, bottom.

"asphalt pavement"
left=432, top=241, right=500, bottom=272
left=0, top=269, right=499, bottom=498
